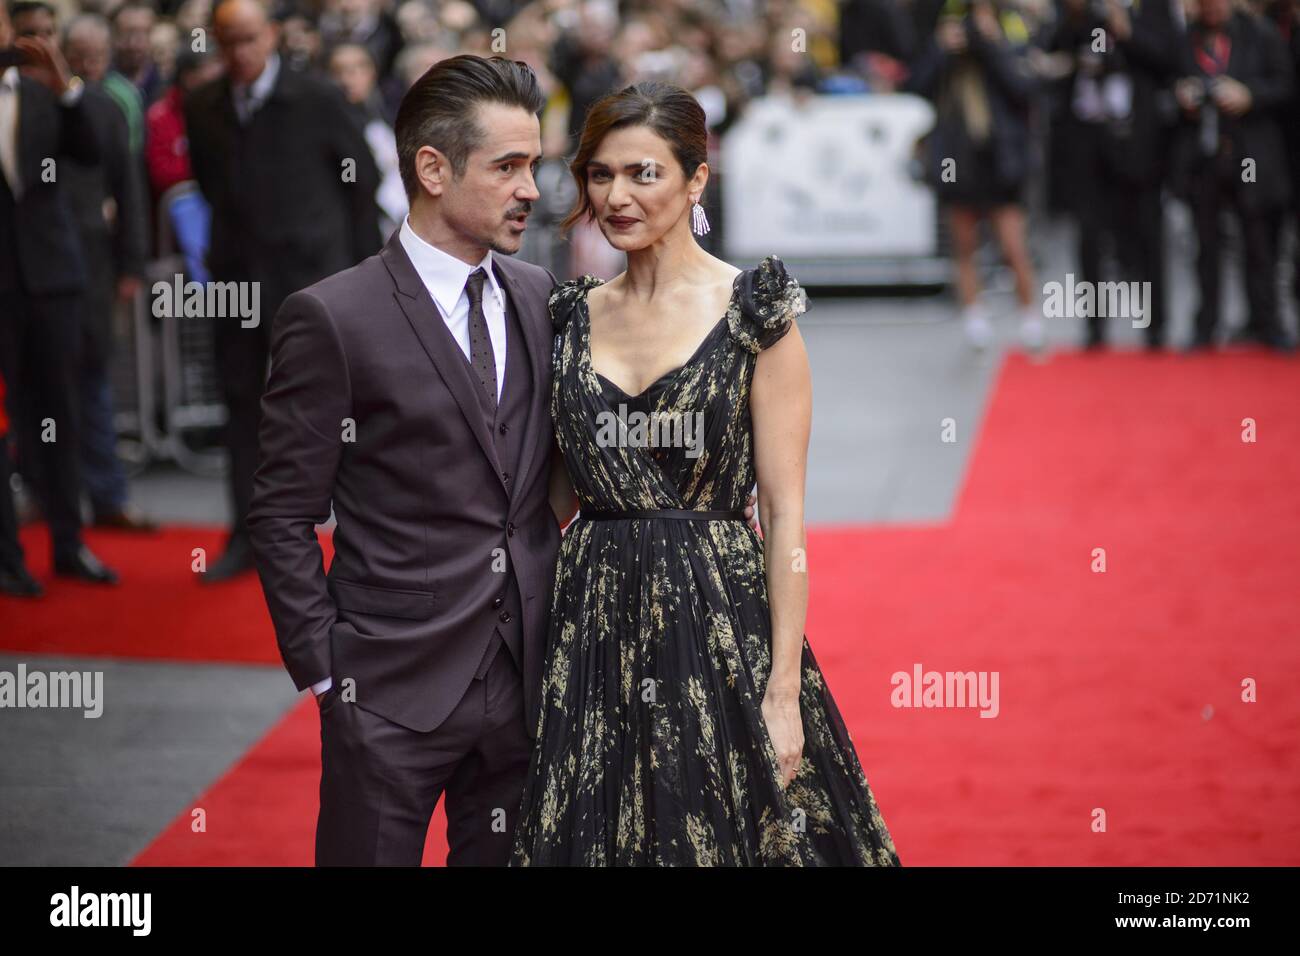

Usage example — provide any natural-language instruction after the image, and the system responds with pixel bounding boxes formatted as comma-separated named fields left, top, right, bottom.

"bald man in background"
left=184, top=0, right=382, bottom=582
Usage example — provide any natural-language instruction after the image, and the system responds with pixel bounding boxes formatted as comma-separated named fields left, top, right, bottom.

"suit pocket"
left=329, top=578, right=437, bottom=620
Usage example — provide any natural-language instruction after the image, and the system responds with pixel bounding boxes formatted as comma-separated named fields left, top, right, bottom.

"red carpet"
left=0, top=524, right=327, bottom=663
left=5, top=349, right=1299, bottom=865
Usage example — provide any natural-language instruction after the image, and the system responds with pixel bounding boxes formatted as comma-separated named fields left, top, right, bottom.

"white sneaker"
left=962, top=308, right=994, bottom=350
left=1019, top=315, right=1046, bottom=352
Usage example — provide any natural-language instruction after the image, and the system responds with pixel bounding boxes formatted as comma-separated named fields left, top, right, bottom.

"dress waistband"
left=580, top=507, right=746, bottom=521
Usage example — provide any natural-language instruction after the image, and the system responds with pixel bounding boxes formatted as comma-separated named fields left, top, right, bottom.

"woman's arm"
left=750, top=320, right=812, bottom=788
left=547, top=437, right=579, bottom=530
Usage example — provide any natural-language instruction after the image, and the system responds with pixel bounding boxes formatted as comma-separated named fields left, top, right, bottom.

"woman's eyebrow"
left=588, top=160, right=660, bottom=172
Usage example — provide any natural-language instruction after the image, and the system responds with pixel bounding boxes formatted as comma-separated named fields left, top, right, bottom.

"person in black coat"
left=1170, top=0, right=1295, bottom=350
left=183, top=0, right=382, bottom=582
left=0, top=2, right=120, bottom=588
left=1043, top=0, right=1180, bottom=349
left=62, top=12, right=156, bottom=532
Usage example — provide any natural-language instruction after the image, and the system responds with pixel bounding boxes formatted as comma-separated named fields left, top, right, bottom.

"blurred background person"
left=327, top=40, right=406, bottom=236
left=1, top=0, right=121, bottom=584
left=277, top=5, right=321, bottom=74
left=0, top=371, right=41, bottom=596
left=1262, top=0, right=1300, bottom=326
left=906, top=0, right=1044, bottom=351
left=1170, top=0, right=1295, bottom=350
left=62, top=11, right=158, bottom=531
left=183, top=0, right=381, bottom=582
left=1042, top=0, right=1180, bottom=350
left=144, top=44, right=220, bottom=200
left=110, top=0, right=162, bottom=106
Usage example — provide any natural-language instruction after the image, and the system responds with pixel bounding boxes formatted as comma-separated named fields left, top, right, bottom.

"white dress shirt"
left=0, top=67, right=21, bottom=198
left=232, top=52, right=279, bottom=124
left=310, top=216, right=507, bottom=699
left=397, top=214, right=507, bottom=399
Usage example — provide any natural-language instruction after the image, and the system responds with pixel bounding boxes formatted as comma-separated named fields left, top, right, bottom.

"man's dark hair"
left=108, top=0, right=157, bottom=25
left=9, top=1, right=57, bottom=20
left=394, top=54, right=545, bottom=202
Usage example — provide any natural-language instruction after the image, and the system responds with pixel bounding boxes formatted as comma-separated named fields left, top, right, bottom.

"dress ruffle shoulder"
left=725, top=254, right=808, bottom=354
left=549, top=274, right=605, bottom=334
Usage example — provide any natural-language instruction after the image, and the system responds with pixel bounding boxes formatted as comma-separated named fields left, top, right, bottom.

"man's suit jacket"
left=0, top=75, right=100, bottom=297
left=63, top=83, right=149, bottom=358
left=183, top=64, right=381, bottom=301
left=247, top=232, right=562, bottom=736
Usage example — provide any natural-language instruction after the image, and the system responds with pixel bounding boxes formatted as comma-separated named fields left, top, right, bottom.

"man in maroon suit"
left=248, top=53, right=560, bottom=866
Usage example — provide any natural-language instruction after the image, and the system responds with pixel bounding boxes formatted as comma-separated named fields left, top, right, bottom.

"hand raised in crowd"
left=936, top=16, right=968, bottom=55
left=971, top=2, right=1003, bottom=44
left=1175, top=77, right=1205, bottom=113
left=1105, top=0, right=1132, bottom=42
left=14, top=34, right=73, bottom=96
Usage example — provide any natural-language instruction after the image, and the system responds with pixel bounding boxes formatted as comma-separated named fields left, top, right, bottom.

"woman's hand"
left=762, top=682, right=804, bottom=788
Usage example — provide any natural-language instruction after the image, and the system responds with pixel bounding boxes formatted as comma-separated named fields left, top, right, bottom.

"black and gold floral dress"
left=508, top=255, right=901, bottom=866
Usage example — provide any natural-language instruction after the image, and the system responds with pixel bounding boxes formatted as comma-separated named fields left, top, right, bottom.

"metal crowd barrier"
left=145, top=180, right=228, bottom=477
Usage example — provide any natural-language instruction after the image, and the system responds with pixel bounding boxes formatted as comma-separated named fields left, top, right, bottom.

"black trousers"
left=0, top=289, right=86, bottom=556
left=1188, top=167, right=1283, bottom=342
left=211, top=304, right=272, bottom=544
left=1068, top=126, right=1167, bottom=343
left=0, top=431, right=24, bottom=572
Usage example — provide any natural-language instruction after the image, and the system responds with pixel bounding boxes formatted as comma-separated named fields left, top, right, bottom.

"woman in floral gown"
left=508, top=81, right=900, bottom=866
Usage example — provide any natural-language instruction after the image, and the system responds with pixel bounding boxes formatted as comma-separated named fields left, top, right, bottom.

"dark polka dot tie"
left=465, top=267, right=497, bottom=413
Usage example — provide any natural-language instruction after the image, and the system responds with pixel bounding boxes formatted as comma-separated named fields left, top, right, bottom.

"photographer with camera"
left=1171, top=0, right=1294, bottom=350
left=906, top=0, right=1043, bottom=351
left=1043, top=0, right=1180, bottom=350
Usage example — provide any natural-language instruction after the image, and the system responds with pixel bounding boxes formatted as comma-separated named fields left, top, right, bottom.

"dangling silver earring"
left=691, top=200, right=710, bottom=236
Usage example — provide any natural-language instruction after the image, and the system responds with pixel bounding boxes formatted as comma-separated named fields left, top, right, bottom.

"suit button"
left=502, top=471, right=510, bottom=483
left=499, top=611, right=512, bottom=623
left=499, top=423, right=508, bottom=435
left=507, top=522, right=516, bottom=536
left=492, top=596, right=504, bottom=608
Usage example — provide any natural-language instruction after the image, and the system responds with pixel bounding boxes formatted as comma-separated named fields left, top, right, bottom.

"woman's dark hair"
left=394, top=54, right=545, bottom=201
left=559, top=81, right=707, bottom=236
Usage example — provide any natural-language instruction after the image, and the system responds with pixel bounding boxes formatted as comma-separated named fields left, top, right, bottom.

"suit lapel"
left=381, top=234, right=507, bottom=489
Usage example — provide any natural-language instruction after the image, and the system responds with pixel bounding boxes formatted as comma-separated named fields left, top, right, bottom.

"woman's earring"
left=691, top=199, right=711, bottom=236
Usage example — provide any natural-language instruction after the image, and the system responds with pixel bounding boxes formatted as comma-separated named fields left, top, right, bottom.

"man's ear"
left=415, top=145, right=448, bottom=198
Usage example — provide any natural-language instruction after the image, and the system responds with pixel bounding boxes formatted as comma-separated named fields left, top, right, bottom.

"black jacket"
left=0, top=77, right=101, bottom=297
left=1043, top=0, right=1181, bottom=187
left=1169, top=11, right=1294, bottom=210
left=905, top=14, right=1038, bottom=197
left=184, top=64, right=382, bottom=299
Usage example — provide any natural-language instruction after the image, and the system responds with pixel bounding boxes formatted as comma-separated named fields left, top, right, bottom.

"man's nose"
left=518, top=168, right=540, bottom=203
